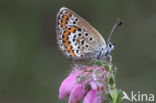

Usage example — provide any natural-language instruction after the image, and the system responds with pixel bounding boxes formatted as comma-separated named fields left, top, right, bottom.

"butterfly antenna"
left=107, top=18, right=122, bottom=42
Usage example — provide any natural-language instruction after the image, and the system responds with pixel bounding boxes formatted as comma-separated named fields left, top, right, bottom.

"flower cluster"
left=59, top=61, right=122, bottom=103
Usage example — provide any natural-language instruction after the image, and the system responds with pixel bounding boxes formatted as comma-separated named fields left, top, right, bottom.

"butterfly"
left=56, top=7, right=121, bottom=61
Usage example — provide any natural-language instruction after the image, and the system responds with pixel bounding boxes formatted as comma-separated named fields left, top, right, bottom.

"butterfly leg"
left=71, top=59, right=83, bottom=68
left=72, top=59, right=77, bottom=66
left=88, top=58, right=96, bottom=65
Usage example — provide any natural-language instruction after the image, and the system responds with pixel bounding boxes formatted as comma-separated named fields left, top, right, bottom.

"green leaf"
left=104, top=65, right=110, bottom=71
left=109, top=77, right=115, bottom=87
left=108, top=92, right=113, bottom=102
left=116, top=90, right=122, bottom=103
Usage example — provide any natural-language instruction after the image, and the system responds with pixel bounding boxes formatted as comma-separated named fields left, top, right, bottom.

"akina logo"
left=122, top=91, right=154, bottom=102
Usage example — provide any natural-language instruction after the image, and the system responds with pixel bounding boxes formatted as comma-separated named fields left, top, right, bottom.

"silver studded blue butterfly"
left=56, top=7, right=121, bottom=61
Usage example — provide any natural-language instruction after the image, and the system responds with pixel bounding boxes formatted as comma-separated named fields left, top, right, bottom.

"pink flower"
left=59, top=72, right=79, bottom=100
left=68, top=83, right=87, bottom=103
left=59, top=65, right=108, bottom=103
left=83, top=89, right=101, bottom=103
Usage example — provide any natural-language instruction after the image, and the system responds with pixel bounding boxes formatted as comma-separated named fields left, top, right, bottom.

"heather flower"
left=68, top=83, right=87, bottom=103
left=59, top=71, right=79, bottom=100
left=59, top=61, right=122, bottom=103
left=83, top=89, right=101, bottom=103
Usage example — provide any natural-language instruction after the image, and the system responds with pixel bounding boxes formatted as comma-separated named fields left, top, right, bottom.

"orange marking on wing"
left=69, top=27, right=76, bottom=32
left=61, top=27, right=79, bottom=57
left=69, top=50, right=74, bottom=56
left=61, top=11, right=71, bottom=29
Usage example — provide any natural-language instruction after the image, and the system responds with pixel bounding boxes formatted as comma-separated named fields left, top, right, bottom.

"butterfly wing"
left=56, top=7, right=107, bottom=60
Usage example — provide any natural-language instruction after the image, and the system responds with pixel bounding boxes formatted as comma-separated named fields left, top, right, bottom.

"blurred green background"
left=0, top=0, right=156, bottom=103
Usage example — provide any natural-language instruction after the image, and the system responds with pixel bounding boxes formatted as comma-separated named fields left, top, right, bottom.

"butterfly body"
left=56, top=7, right=114, bottom=60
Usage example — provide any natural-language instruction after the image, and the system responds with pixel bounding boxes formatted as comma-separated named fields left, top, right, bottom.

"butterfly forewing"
left=56, top=7, right=106, bottom=60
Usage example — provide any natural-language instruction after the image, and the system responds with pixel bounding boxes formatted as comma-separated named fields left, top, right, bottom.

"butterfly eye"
left=109, top=44, right=112, bottom=48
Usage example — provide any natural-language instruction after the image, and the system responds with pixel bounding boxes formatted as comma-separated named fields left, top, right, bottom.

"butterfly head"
left=96, top=41, right=114, bottom=60
left=106, top=41, right=115, bottom=55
